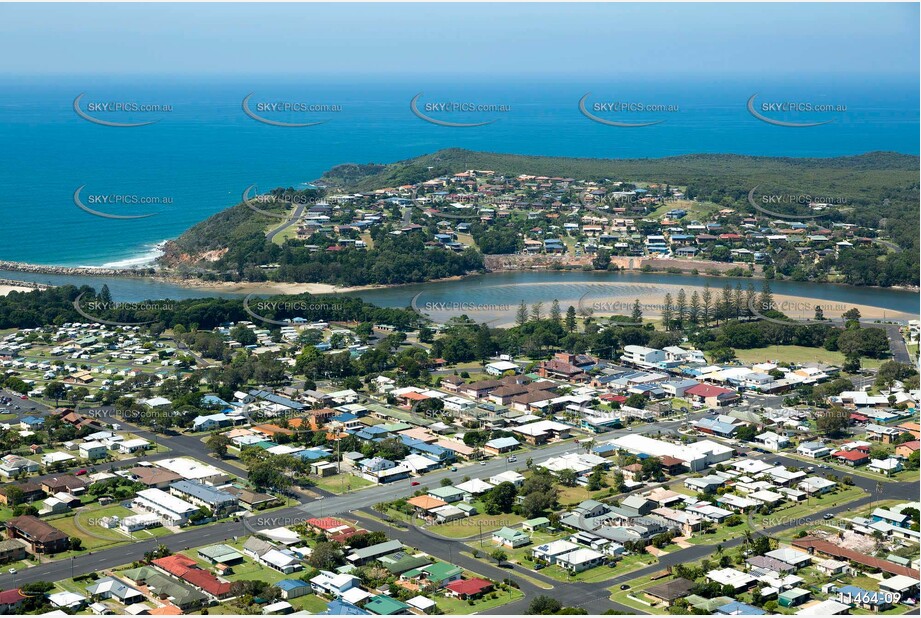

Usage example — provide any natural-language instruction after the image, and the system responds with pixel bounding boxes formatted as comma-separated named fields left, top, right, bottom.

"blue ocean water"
left=0, top=75, right=917, bottom=267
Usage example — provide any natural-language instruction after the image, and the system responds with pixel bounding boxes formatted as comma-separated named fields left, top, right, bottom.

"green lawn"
left=608, top=571, right=671, bottom=615
left=312, top=473, right=374, bottom=494
left=687, top=520, right=752, bottom=545
left=428, top=512, right=525, bottom=539
left=748, top=486, right=869, bottom=542
left=289, top=594, right=329, bottom=613
left=731, top=345, right=886, bottom=368
left=435, top=587, right=524, bottom=614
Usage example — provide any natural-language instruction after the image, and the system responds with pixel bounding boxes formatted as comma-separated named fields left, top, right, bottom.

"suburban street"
left=1, top=407, right=914, bottom=615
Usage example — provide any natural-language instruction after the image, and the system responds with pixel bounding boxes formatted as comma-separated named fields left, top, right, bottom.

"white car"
left=7, top=568, right=15, bottom=574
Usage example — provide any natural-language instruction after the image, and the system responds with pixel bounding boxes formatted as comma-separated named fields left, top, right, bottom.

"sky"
left=0, top=3, right=917, bottom=78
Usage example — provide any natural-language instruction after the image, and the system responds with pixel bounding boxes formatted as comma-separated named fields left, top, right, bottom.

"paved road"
left=265, top=203, right=305, bottom=242
left=353, top=514, right=638, bottom=615
left=881, top=323, right=912, bottom=364
left=90, top=411, right=247, bottom=479
left=1, top=406, right=914, bottom=612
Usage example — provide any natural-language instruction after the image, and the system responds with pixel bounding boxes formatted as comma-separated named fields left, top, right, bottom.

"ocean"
left=0, top=74, right=917, bottom=267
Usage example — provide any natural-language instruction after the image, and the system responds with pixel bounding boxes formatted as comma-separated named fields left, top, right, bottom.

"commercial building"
left=134, top=488, right=199, bottom=525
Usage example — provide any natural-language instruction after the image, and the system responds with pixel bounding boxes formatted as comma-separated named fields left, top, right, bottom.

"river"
left=2, top=269, right=916, bottom=325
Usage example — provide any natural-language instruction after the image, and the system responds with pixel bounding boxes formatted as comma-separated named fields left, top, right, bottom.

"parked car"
left=410, top=481, right=420, bottom=486
left=75, top=469, right=88, bottom=476
left=507, top=456, right=517, bottom=463
left=449, top=466, right=457, bottom=472
left=823, top=513, right=834, bottom=520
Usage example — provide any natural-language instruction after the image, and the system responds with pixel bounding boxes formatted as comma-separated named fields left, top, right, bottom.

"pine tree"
left=565, top=306, right=577, bottom=333
left=631, top=299, right=643, bottom=324
left=701, top=284, right=713, bottom=327
left=516, top=301, right=528, bottom=326
left=720, top=284, right=733, bottom=323
left=99, top=284, right=113, bottom=306
left=530, top=302, right=543, bottom=321
left=689, top=290, right=701, bottom=325
left=550, top=299, right=562, bottom=324
left=759, top=280, right=774, bottom=315
left=662, top=293, right=674, bottom=331
left=733, top=283, right=744, bottom=319
left=675, top=288, right=688, bottom=329
left=745, top=282, right=757, bottom=319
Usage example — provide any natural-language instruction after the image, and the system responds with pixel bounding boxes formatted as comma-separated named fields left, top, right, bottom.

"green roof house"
left=492, top=526, right=531, bottom=548
left=522, top=517, right=550, bottom=532
left=365, top=595, right=411, bottom=615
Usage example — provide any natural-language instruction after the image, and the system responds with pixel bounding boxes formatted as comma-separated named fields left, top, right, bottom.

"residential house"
left=6, top=515, right=69, bottom=554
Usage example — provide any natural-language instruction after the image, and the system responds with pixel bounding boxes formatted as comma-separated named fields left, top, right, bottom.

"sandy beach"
left=149, top=278, right=377, bottom=296
left=458, top=283, right=917, bottom=328
left=0, top=284, right=37, bottom=296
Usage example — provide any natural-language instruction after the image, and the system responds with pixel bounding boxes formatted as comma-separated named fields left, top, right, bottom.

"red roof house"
left=0, top=589, right=27, bottom=613
left=832, top=449, right=869, bottom=466
left=446, top=578, right=494, bottom=599
left=685, top=384, right=740, bottom=406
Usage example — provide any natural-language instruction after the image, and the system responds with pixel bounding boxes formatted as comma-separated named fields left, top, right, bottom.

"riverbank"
left=0, top=279, right=49, bottom=296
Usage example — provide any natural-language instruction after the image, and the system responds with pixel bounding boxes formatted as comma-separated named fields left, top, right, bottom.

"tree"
left=530, top=302, right=544, bottom=322
left=586, top=467, right=605, bottom=491
left=44, top=381, right=67, bottom=406
left=689, top=291, right=701, bottom=325
left=759, top=280, right=774, bottom=314
left=2, top=486, right=24, bottom=507
left=483, top=482, right=517, bottom=514
left=558, top=469, right=578, bottom=487
left=550, top=300, right=562, bottom=324
left=675, top=288, right=687, bottom=328
left=662, top=293, right=673, bottom=331
left=842, top=307, right=861, bottom=322
left=516, top=302, right=528, bottom=326
left=565, top=305, right=577, bottom=333
left=69, top=537, right=83, bottom=551
left=701, top=283, right=713, bottom=327
left=230, top=325, right=257, bottom=346
left=527, top=596, right=562, bottom=615
left=875, top=361, right=918, bottom=390
left=490, top=549, right=508, bottom=564
left=308, top=541, right=343, bottom=570
left=206, top=433, right=231, bottom=458
left=631, top=299, right=643, bottom=324
left=624, top=393, right=646, bottom=409
left=815, top=408, right=852, bottom=440
left=593, top=248, right=611, bottom=271
left=814, top=305, right=825, bottom=320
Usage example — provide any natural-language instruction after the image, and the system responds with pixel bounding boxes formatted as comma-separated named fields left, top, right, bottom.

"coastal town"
left=0, top=278, right=916, bottom=616
left=231, top=164, right=911, bottom=295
